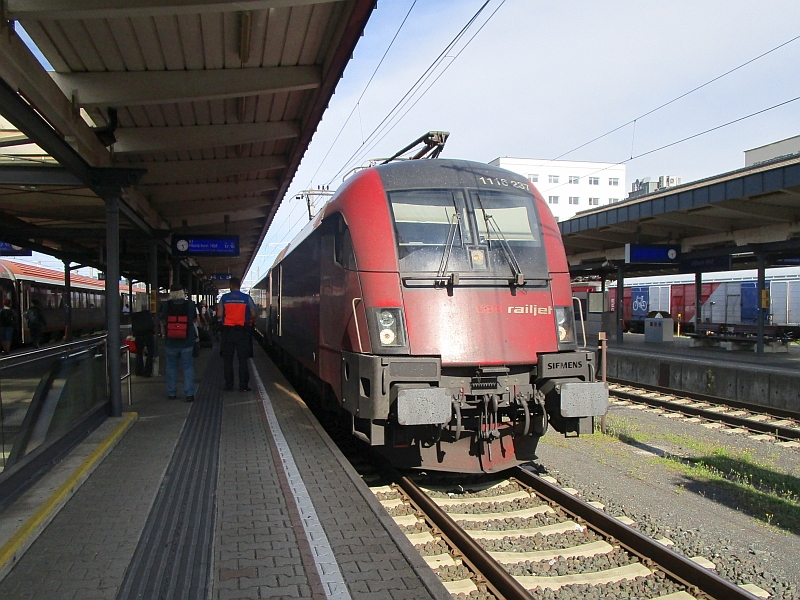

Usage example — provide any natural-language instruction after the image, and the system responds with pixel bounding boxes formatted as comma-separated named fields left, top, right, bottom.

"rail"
left=513, top=466, right=759, bottom=600
left=390, top=469, right=533, bottom=600
left=608, top=378, right=800, bottom=440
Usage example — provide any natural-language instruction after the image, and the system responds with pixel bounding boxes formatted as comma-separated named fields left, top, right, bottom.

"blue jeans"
left=165, top=345, right=195, bottom=397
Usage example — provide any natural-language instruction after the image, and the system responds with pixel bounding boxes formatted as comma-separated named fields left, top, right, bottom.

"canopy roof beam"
left=55, top=66, right=321, bottom=109
left=114, top=121, right=300, bottom=155
left=137, top=155, right=287, bottom=184
left=145, top=178, right=278, bottom=204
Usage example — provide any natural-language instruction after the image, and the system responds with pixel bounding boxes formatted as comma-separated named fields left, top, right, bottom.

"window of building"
left=589, top=197, right=599, bottom=206
left=608, top=198, right=620, bottom=204
left=609, top=177, right=619, bottom=186
left=548, top=196, right=559, bottom=204
left=569, top=196, right=579, bottom=205
left=548, top=175, right=559, bottom=184
left=527, top=174, right=538, bottom=182
left=588, top=177, right=599, bottom=185
left=569, top=176, right=579, bottom=184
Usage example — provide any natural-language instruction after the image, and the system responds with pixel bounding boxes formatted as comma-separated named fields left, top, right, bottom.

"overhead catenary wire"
left=552, top=32, right=800, bottom=161
left=543, top=93, right=800, bottom=198
left=257, top=0, right=502, bottom=271
left=303, top=0, right=418, bottom=190
left=247, top=0, right=425, bottom=280
left=346, top=0, right=507, bottom=173
left=325, top=0, right=496, bottom=186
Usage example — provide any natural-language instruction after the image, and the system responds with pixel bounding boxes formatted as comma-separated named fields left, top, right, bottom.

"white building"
left=745, top=134, right=800, bottom=167
left=489, top=157, right=626, bottom=222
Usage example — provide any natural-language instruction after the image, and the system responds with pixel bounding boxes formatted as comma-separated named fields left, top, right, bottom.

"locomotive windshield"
left=387, top=188, right=548, bottom=280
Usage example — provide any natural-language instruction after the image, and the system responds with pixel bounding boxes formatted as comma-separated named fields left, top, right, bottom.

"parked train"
left=252, top=159, right=608, bottom=473
left=0, top=259, right=147, bottom=347
left=573, top=268, right=800, bottom=335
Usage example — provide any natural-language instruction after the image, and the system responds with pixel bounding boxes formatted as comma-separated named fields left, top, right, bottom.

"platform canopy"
left=0, top=0, right=375, bottom=287
left=560, top=155, right=800, bottom=276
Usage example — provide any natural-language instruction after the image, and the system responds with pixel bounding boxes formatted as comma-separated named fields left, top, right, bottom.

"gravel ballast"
left=534, top=401, right=800, bottom=599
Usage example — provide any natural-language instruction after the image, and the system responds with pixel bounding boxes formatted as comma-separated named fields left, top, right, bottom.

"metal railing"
left=0, top=335, right=109, bottom=478
left=121, top=343, right=133, bottom=406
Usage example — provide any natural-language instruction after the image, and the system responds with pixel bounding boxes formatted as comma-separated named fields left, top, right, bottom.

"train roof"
left=374, top=159, right=535, bottom=193
left=0, top=260, right=145, bottom=292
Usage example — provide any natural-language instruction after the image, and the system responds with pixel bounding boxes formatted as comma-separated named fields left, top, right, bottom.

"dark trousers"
left=221, top=327, right=251, bottom=389
left=134, top=333, right=155, bottom=376
left=29, top=325, right=43, bottom=348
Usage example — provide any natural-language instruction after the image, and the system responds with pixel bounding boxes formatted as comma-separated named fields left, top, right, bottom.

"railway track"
left=370, top=467, right=767, bottom=600
left=607, top=379, right=800, bottom=446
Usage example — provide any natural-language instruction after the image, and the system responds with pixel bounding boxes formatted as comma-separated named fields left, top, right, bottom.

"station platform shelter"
left=0, top=341, right=450, bottom=600
left=0, top=3, right=385, bottom=595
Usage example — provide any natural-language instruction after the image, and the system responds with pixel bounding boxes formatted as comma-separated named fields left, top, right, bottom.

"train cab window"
left=387, top=190, right=471, bottom=273
left=470, top=191, right=549, bottom=279
left=334, top=224, right=357, bottom=271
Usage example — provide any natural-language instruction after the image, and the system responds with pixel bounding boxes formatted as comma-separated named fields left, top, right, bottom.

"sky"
left=8, top=1, right=800, bottom=288
left=244, top=0, right=800, bottom=286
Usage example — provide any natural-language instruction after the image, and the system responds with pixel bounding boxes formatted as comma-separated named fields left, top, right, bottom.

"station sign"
left=678, top=255, right=731, bottom=274
left=0, top=242, right=32, bottom=256
left=172, top=235, right=239, bottom=257
left=210, top=273, right=233, bottom=281
left=625, top=243, right=680, bottom=264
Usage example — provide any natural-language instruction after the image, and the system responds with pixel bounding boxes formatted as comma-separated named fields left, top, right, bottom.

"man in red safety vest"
left=217, top=276, right=257, bottom=392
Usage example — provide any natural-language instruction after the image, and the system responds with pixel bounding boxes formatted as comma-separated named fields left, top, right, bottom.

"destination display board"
left=0, top=242, right=32, bottom=256
left=625, top=243, right=680, bottom=264
left=172, top=235, right=239, bottom=257
left=211, top=273, right=233, bottom=281
left=678, top=255, right=731, bottom=273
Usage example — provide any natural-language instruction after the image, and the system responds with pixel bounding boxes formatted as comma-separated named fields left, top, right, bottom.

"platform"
left=0, top=344, right=449, bottom=600
left=603, top=333, right=800, bottom=411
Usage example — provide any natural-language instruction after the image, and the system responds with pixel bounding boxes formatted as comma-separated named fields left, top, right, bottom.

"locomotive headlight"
left=554, top=306, right=576, bottom=348
left=369, top=307, right=407, bottom=350
left=378, top=310, right=396, bottom=328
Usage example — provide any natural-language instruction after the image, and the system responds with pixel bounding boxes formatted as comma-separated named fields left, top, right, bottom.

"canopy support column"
left=695, top=271, right=702, bottom=327
left=757, top=254, right=766, bottom=355
left=616, top=264, right=624, bottom=344
left=106, top=194, right=122, bottom=417
left=63, top=261, right=72, bottom=342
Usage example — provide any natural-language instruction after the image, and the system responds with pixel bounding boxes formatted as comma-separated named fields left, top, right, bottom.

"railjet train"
left=252, top=159, right=608, bottom=473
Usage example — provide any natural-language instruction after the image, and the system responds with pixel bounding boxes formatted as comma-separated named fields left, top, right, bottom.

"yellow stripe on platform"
left=0, top=412, right=137, bottom=575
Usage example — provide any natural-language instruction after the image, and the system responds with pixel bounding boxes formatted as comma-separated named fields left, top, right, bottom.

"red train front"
left=255, top=159, right=608, bottom=473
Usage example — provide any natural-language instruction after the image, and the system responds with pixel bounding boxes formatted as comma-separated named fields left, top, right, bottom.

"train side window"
left=334, top=223, right=357, bottom=271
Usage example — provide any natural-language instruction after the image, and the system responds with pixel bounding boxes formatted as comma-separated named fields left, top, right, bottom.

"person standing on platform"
left=24, top=299, right=46, bottom=348
left=160, top=284, right=198, bottom=402
left=218, top=277, right=256, bottom=392
left=131, top=306, right=155, bottom=377
left=0, top=299, right=14, bottom=355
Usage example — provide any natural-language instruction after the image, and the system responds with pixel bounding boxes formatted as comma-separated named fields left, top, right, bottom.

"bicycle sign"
left=631, top=293, right=649, bottom=316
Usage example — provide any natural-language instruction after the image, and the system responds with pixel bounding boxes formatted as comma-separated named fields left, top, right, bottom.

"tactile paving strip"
left=116, top=358, right=223, bottom=600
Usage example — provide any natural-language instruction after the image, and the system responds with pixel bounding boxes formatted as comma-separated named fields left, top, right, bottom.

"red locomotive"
left=252, top=158, right=608, bottom=473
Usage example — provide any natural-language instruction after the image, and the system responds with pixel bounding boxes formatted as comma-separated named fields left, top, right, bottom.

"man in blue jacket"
left=217, top=277, right=256, bottom=392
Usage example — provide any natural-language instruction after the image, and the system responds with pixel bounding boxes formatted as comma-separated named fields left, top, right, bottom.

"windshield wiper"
left=436, top=211, right=461, bottom=286
left=475, top=195, right=525, bottom=286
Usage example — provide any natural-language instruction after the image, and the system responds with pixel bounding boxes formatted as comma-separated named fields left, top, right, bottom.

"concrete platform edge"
left=0, top=411, right=138, bottom=583
left=252, top=351, right=452, bottom=600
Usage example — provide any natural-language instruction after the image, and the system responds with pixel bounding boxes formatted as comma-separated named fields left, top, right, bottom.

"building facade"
left=489, top=157, right=626, bottom=222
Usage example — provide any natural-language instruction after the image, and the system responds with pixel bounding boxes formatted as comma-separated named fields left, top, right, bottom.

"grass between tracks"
left=594, top=415, right=800, bottom=533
